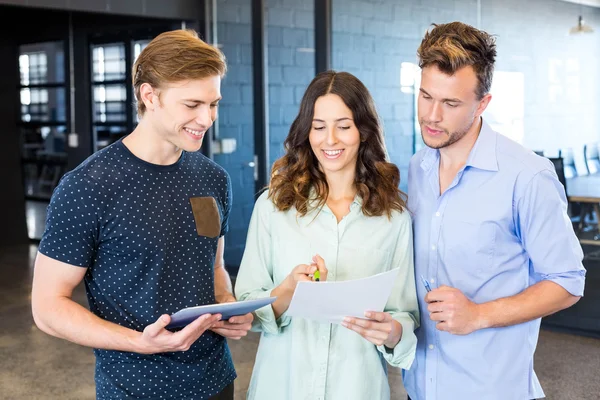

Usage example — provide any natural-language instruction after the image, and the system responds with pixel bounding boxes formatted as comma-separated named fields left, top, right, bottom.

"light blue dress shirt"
left=235, top=190, right=419, bottom=400
left=403, top=119, right=586, bottom=400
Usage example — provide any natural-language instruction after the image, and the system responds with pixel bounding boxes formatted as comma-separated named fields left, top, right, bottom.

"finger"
left=294, top=263, right=316, bottom=276
left=212, top=320, right=253, bottom=332
left=364, top=311, right=391, bottom=322
left=349, top=317, right=393, bottom=335
left=145, top=314, right=171, bottom=337
left=429, top=311, right=447, bottom=322
left=427, top=302, right=444, bottom=313
left=425, top=288, right=449, bottom=303
left=296, top=273, right=312, bottom=282
left=344, top=317, right=372, bottom=329
left=342, top=321, right=388, bottom=343
left=436, top=321, right=449, bottom=332
left=312, top=254, right=328, bottom=281
left=210, top=327, right=248, bottom=340
left=362, top=331, right=390, bottom=346
left=180, top=313, right=221, bottom=337
left=229, top=313, right=253, bottom=324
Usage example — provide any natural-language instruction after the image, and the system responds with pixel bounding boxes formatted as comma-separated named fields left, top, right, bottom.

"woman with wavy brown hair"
left=235, top=70, right=419, bottom=400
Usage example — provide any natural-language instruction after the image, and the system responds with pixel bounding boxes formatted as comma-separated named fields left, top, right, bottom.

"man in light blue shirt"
left=403, top=22, right=586, bottom=400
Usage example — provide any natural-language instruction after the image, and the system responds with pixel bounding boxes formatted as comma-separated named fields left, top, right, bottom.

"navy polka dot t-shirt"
left=38, top=138, right=236, bottom=399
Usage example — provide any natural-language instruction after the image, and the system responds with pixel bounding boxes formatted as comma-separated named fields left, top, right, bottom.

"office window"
left=92, top=43, right=126, bottom=82
left=17, top=42, right=68, bottom=217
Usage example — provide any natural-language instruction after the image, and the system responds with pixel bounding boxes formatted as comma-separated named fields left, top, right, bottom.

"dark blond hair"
left=268, top=70, right=407, bottom=219
left=417, top=22, right=496, bottom=99
left=133, top=29, right=227, bottom=116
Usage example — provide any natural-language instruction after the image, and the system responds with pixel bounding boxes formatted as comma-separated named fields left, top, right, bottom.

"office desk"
left=567, top=174, right=600, bottom=245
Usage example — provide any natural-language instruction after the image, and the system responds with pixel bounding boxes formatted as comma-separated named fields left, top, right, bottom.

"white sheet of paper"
left=286, top=268, right=400, bottom=324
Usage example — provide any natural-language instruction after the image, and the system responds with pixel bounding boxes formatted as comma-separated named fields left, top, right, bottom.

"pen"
left=420, top=275, right=432, bottom=292
left=313, top=270, right=320, bottom=282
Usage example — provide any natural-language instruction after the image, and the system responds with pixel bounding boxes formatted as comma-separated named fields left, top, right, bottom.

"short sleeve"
left=38, top=173, right=107, bottom=268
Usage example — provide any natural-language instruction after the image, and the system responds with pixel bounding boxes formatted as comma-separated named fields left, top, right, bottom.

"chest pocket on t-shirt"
left=189, top=196, right=221, bottom=238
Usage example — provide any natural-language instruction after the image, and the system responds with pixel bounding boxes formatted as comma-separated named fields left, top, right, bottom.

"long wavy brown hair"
left=268, top=70, right=407, bottom=218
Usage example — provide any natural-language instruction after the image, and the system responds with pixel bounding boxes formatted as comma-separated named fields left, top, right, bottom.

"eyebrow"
left=182, top=97, right=222, bottom=104
left=420, top=88, right=462, bottom=103
left=312, top=117, right=353, bottom=123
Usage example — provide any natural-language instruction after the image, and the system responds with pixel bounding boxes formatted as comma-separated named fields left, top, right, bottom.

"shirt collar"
left=419, top=118, right=498, bottom=172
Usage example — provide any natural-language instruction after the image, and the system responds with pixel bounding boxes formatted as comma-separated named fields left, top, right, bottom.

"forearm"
left=270, top=283, right=293, bottom=319
left=477, top=280, right=580, bottom=329
left=214, top=265, right=234, bottom=303
left=32, top=295, right=143, bottom=352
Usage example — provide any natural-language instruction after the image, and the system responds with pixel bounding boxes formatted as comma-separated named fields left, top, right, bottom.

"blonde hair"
left=417, top=22, right=496, bottom=99
left=132, top=29, right=227, bottom=116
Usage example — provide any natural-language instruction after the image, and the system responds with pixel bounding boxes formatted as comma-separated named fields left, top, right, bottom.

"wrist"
left=215, top=293, right=236, bottom=304
left=272, top=280, right=293, bottom=300
left=128, top=330, right=150, bottom=354
left=474, top=302, right=491, bottom=331
left=383, top=320, right=403, bottom=349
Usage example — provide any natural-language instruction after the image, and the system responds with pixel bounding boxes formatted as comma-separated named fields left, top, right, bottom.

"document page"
left=286, top=268, right=400, bottom=324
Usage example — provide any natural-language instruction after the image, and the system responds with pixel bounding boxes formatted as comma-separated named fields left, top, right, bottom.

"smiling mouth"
left=322, top=149, right=343, bottom=159
left=184, top=127, right=205, bottom=137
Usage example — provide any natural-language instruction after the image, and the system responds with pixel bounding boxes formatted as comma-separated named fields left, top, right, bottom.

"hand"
left=282, top=256, right=328, bottom=293
left=310, top=254, right=328, bottom=282
left=342, top=311, right=402, bottom=348
left=137, top=313, right=222, bottom=354
left=425, top=285, right=483, bottom=335
left=210, top=295, right=254, bottom=340
left=210, top=313, right=253, bottom=340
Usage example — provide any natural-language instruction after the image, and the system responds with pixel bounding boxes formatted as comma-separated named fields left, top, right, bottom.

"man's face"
left=418, top=65, right=489, bottom=150
left=149, top=76, right=222, bottom=152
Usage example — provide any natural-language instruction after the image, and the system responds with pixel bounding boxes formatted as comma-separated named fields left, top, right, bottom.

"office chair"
left=584, top=143, right=600, bottom=175
left=558, top=148, right=578, bottom=179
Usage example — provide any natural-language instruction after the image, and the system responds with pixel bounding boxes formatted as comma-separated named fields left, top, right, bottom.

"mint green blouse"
left=234, top=190, right=419, bottom=400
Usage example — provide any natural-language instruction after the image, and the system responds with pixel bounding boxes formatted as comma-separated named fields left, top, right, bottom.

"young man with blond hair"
left=31, top=29, right=251, bottom=400
left=404, top=22, right=586, bottom=400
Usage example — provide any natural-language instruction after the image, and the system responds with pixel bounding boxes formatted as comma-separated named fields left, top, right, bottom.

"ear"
left=139, top=82, right=158, bottom=112
left=474, top=93, right=492, bottom=118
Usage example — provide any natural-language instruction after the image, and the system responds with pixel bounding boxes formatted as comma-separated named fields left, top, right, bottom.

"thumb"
left=146, top=314, right=171, bottom=337
left=313, top=254, right=326, bottom=270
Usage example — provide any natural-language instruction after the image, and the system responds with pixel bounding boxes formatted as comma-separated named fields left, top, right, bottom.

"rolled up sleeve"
left=377, top=211, right=420, bottom=369
left=516, top=168, right=586, bottom=296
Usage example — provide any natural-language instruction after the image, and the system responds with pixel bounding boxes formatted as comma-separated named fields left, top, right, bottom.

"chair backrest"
left=558, top=148, right=578, bottom=179
left=584, top=143, right=600, bottom=174
left=547, top=157, right=567, bottom=189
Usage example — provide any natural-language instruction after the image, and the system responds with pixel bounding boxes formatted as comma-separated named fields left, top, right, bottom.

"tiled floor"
left=1, top=244, right=599, bottom=399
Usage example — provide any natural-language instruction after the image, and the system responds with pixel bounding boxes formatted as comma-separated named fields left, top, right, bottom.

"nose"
left=325, top=126, right=338, bottom=146
left=195, top=105, right=214, bottom=129
left=426, top=101, right=443, bottom=123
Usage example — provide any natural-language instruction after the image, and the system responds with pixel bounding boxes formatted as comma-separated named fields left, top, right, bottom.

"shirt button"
left=435, top=212, right=441, bottom=217
left=431, top=245, right=436, bottom=251
left=431, top=278, right=435, bottom=283
left=429, top=344, right=435, bottom=350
